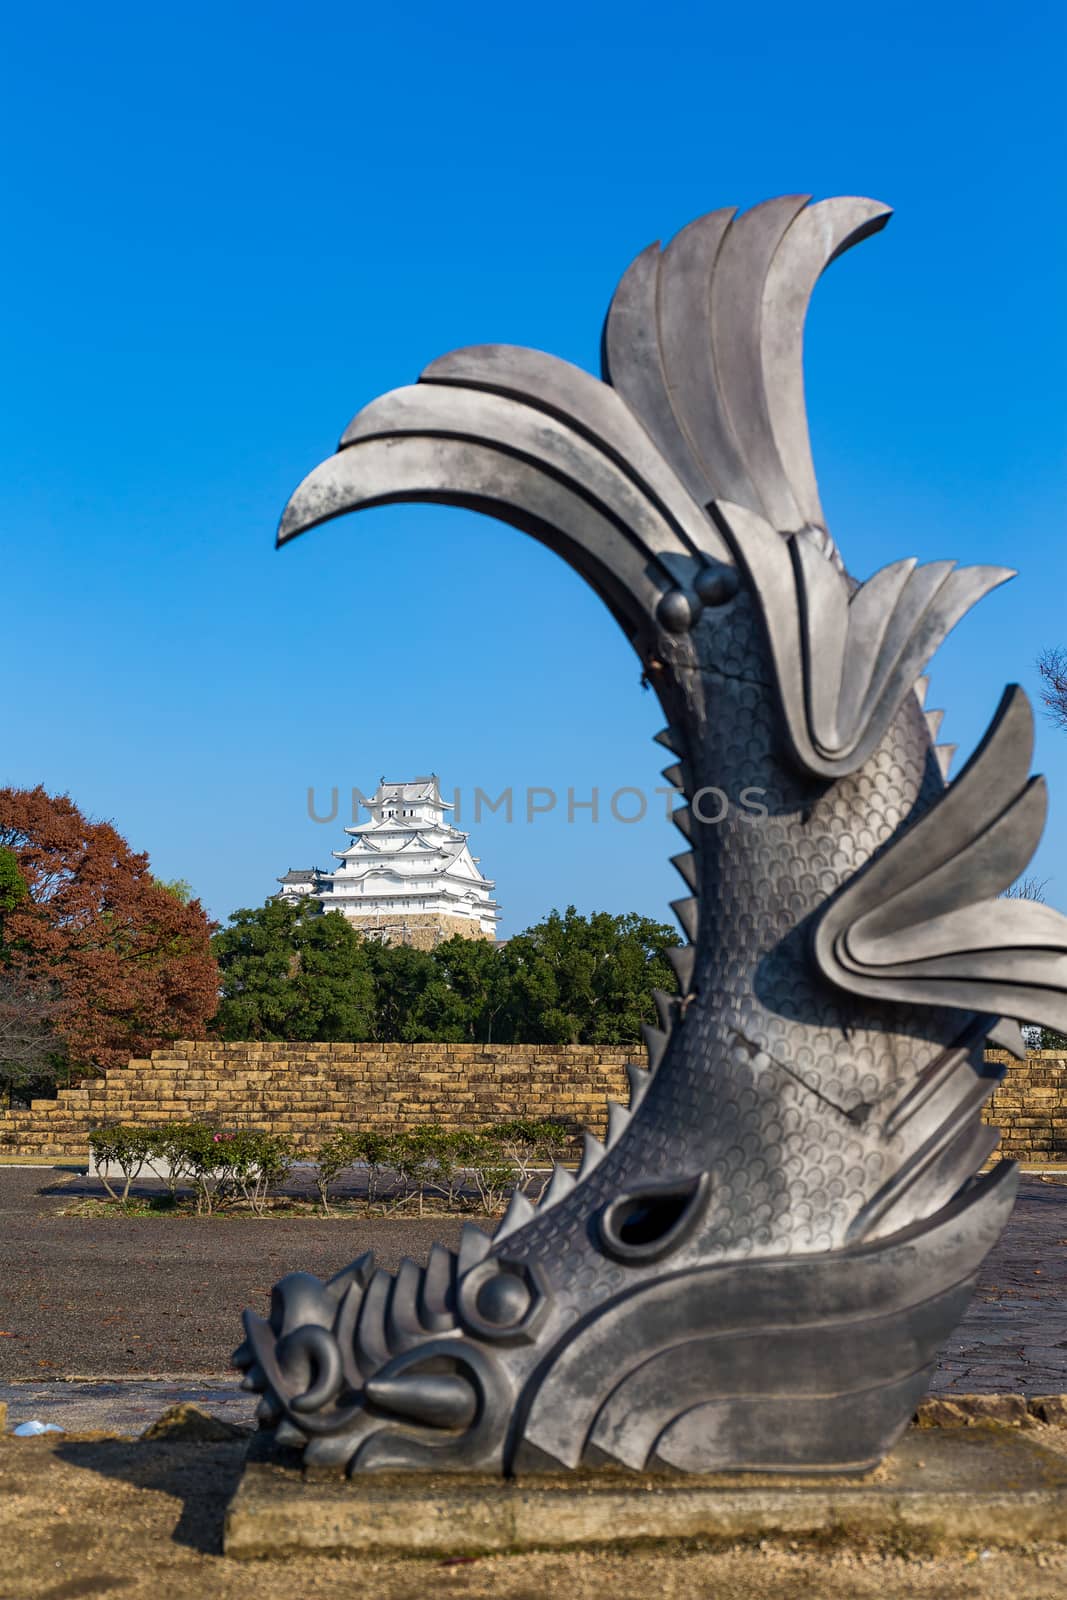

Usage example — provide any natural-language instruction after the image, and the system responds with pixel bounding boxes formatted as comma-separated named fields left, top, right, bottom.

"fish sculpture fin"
left=712, top=499, right=1014, bottom=778
left=602, top=195, right=892, bottom=545
left=278, top=344, right=734, bottom=651
left=814, top=684, right=1067, bottom=1033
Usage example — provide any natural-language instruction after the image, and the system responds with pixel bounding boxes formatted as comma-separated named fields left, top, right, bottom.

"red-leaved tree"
left=0, top=786, right=219, bottom=1079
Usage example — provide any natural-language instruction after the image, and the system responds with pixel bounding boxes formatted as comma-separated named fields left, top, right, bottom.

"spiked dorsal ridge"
left=653, top=727, right=684, bottom=753
left=577, top=1132, right=606, bottom=1182
left=606, top=1100, right=630, bottom=1147
left=667, top=943, right=697, bottom=993
left=671, top=897, right=699, bottom=942
left=652, top=988, right=676, bottom=1032
left=936, top=744, right=957, bottom=779
left=641, top=1022, right=668, bottom=1071
left=539, top=1163, right=576, bottom=1210
left=458, top=1222, right=492, bottom=1276
left=626, top=1061, right=652, bottom=1108
left=672, top=807, right=693, bottom=841
left=495, top=1187, right=536, bottom=1242
left=661, top=762, right=685, bottom=790
left=925, top=709, right=945, bottom=740
left=670, top=851, right=698, bottom=890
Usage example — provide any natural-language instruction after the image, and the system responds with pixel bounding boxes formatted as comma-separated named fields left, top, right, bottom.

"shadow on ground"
left=55, top=1439, right=247, bottom=1554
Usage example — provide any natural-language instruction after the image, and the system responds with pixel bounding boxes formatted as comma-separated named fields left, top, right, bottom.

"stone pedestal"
left=224, top=1423, right=1067, bottom=1559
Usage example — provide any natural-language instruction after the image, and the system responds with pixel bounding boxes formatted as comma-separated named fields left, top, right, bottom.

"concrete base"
left=224, top=1424, right=1067, bottom=1559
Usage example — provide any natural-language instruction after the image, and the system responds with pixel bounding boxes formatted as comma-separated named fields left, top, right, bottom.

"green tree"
left=153, top=877, right=194, bottom=905
left=0, top=848, right=28, bottom=919
left=429, top=935, right=511, bottom=1043
left=365, top=942, right=448, bottom=1042
left=212, top=899, right=376, bottom=1041
left=500, top=906, right=681, bottom=1044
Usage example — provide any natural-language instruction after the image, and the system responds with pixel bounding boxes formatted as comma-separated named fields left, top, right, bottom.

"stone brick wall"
left=985, top=1051, right=1067, bottom=1163
left=344, top=913, right=493, bottom=950
left=0, top=1042, right=1062, bottom=1163
left=0, top=1042, right=632, bottom=1158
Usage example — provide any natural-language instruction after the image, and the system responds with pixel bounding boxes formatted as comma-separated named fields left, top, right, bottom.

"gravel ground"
left=0, top=1168, right=1064, bottom=1393
left=0, top=1168, right=465, bottom=1379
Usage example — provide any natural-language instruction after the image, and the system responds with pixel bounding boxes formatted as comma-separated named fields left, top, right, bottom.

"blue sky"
left=4, top=1, right=1065, bottom=934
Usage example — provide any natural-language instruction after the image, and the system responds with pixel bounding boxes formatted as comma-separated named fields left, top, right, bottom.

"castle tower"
left=277, top=776, right=500, bottom=948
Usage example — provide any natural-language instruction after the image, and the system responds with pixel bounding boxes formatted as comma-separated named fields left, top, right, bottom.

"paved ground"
left=1, top=1168, right=1064, bottom=1436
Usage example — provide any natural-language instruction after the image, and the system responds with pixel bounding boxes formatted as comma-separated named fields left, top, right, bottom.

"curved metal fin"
left=327, top=1251, right=374, bottom=1299
left=606, top=1099, right=630, bottom=1148
left=925, top=708, right=945, bottom=741
left=494, top=1187, right=536, bottom=1242
left=277, top=343, right=729, bottom=651
left=577, top=1132, right=606, bottom=1182
left=716, top=497, right=1014, bottom=779
left=667, top=943, right=697, bottom=993
left=815, top=684, right=1067, bottom=1034
left=420, top=341, right=731, bottom=562
left=672, top=806, right=692, bottom=841
left=603, top=195, right=890, bottom=533
left=385, top=1257, right=424, bottom=1354
left=355, top=1269, right=394, bottom=1377
left=654, top=727, right=684, bottom=754
left=540, top=1162, right=576, bottom=1210
left=914, top=675, right=930, bottom=707
left=641, top=1023, right=669, bottom=1072
left=671, top=897, right=699, bottom=942
left=661, top=762, right=685, bottom=790
left=418, top=1243, right=456, bottom=1332
left=986, top=1018, right=1026, bottom=1060
left=458, top=1222, right=492, bottom=1277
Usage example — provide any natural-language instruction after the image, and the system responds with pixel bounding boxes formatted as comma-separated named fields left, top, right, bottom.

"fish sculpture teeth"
left=236, top=195, right=1067, bottom=1478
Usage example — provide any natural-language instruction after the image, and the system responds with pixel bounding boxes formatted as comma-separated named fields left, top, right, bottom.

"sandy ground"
left=3, top=1433, right=1066, bottom=1600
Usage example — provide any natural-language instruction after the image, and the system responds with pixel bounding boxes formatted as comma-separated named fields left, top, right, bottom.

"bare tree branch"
left=1038, top=647, right=1067, bottom=731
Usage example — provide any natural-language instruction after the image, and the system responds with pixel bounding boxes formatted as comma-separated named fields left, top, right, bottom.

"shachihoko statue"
left=234, top=196, right=1067, bottom=1475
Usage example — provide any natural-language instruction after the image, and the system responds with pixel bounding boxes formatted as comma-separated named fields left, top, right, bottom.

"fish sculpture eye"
left=235, top=196, right=1067, bottom=1477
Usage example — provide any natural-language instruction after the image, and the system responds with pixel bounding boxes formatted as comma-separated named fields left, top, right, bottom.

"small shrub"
left=494, top=1118, right=570, bottom=1196
left=348, top=1130, right=390, bottom=1202
left=314, top=1130, right=361, bottom=1215
left=454, top=1130, right=515, bottom=1213
left=179, top=1126, right=293, bottom=1215
left=143, top=1122, right=202, bottom=1197
left=88, top=1125, right=152, bottom=1201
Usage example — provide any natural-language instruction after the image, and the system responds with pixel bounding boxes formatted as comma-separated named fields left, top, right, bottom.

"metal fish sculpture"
left=235, top=196, right=1067, bottom=1475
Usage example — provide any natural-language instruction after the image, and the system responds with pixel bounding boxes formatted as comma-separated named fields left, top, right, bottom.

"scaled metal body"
left=236, top=197, right=1067, bottom=1475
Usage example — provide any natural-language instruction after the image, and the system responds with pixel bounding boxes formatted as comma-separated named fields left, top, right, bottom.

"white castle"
left=276, top=775, right=500, bottom=948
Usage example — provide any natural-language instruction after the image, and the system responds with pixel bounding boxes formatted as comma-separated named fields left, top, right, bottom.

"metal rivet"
left=695, top=563, right=739, bottom=607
